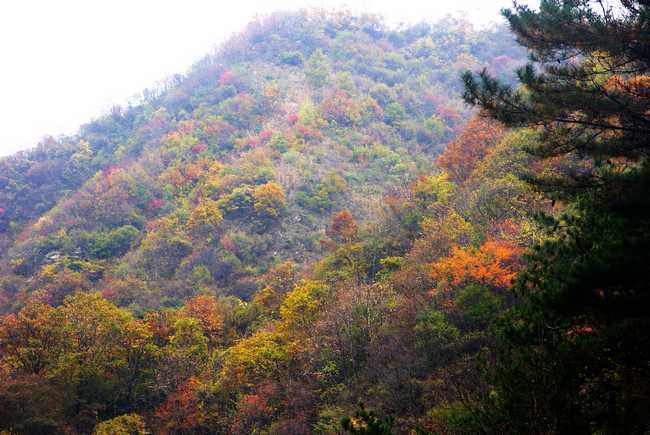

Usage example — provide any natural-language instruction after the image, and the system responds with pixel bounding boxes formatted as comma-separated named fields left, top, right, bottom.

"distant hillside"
left=0, top=11, right=524, bottom=311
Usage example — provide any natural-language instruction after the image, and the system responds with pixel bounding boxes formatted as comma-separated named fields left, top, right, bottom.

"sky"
left=0, top=0, right=525, bottom=157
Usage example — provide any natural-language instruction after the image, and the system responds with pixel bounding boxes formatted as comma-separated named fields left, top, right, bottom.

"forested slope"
left=0, top=12, right=523, bottom=312
left=3, top=3, right=647, bottom=434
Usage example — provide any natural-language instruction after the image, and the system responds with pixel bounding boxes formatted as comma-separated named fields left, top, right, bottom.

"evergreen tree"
left=463, top=1, right=650, bottom=432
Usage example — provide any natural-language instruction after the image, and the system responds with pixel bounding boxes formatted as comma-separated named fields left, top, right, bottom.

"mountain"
left=0, top=11, right=523, bottom=311
left=0, top=10, right=531, bottom=434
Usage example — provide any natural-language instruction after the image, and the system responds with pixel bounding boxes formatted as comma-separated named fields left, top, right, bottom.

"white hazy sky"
left=0, top=0, right=525, bottom=157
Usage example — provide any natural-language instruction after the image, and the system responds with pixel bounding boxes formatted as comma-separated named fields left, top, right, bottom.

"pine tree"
left=463, top=1, right=650, bottom=433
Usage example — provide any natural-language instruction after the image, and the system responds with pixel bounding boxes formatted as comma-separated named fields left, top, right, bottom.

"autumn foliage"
left=437, top=115, right=505, bottom=183
left=326, top=209, right=358, bottom=243
left=252, top=181, right=286, bottom=220
left=430, top=239, right=522, bottom=290
left=0, top=10, right=533, bottom=435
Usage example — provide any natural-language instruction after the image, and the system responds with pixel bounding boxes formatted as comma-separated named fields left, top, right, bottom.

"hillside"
left=4, top=4, right=648, bottom=434
left=0, top=11, right=523, bottom=312
left=0, top=12, right=534, bottom=434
